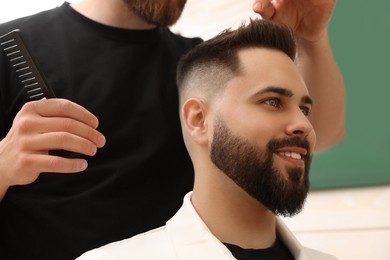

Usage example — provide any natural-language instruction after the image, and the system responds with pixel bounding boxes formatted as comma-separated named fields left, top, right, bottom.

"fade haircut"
left=176, top=19, right=296, bottom=105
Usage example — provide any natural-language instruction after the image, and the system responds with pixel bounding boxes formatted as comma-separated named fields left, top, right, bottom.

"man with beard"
left=77, top=19, right=336, bottom=260
left=0, top=0, right=343, bottom=259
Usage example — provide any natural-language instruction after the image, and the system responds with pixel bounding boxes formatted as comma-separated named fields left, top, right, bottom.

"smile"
left=278, top=151, right=302, bottom=160
left=275, top=147, right=307, bottom=167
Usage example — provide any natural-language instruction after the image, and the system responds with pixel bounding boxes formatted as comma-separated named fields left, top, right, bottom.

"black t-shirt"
left=0, top=2, right=201, bottom=260
left=223, top=237, right=295, bottom=260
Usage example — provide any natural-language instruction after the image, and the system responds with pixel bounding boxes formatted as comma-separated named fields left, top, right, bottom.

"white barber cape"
left=77, top=192, right=337, bottom=260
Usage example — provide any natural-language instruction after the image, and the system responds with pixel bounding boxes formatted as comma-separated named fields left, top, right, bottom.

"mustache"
left=267, top=136, right=311, bottom=154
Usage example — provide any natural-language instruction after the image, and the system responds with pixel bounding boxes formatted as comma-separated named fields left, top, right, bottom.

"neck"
left=70, top=0, right=155, bottom=29
left=191, top=170, right=277, bottom=249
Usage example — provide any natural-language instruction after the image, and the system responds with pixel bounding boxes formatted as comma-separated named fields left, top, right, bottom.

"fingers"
left=14, top=98, right=106, bottom=155
left=0, top=98, right=106, bottom=187
left=15, top=99, right=106, bottom=148
left=28, top=132, right=100, bottom=156
left=16, top=115, right=106, bottom=148
left=253, top=0, right=275, bottom=20
left=10, top=154, right=88, bottom=186
left=19, top=99, right=100, bottom=129
left=19, top=154, right=88, bottom=175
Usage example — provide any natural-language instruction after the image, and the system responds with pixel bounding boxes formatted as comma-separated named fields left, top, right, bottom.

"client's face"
left=210, top=48, right=316, bottom=216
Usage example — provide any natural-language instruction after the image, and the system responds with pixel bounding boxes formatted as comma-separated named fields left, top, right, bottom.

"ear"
left=181, top=98, right=209, bottom=145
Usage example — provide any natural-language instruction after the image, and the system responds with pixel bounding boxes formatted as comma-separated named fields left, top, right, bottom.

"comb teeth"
left=0, top=29, right=55, bottom=101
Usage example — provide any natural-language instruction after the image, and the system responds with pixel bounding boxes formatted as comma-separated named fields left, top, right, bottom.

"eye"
left=300, top=106, right=311, bottom=116
left=263, top=98, right=281, bottom=108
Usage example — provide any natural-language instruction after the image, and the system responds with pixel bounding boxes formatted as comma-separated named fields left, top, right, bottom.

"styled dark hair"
left=176, top=19, right=296, bottom=101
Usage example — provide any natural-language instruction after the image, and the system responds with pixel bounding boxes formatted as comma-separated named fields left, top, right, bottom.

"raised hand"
left=253, top=0, right=336, bottom=43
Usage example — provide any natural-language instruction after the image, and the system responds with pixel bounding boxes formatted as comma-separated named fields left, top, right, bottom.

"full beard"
left=210, top=117, right=312, bottom=217
left=122, top=0, right=187, bottom=27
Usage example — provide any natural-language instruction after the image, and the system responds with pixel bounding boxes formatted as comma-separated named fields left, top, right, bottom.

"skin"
left=181, top=48, right=316, bottom=249
left=0, top=0, right=344, bottom=201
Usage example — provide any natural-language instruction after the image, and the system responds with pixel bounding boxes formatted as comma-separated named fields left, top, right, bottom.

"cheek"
left=308, top=131, right=317, bottom=151
left=219, top=99, right=284, bottom=141
left=225, top=110, right=280, bottom=143
left=247, top=118, right=278, bottom=143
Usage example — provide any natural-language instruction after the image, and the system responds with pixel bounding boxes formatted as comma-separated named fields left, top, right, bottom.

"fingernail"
left=97, top=135, right=106, bottom=147
left=90, top=146, right=97, bottom=156
left=253, top=2, right=262, bottom=11
left=80, top=160, right=88, bottom=171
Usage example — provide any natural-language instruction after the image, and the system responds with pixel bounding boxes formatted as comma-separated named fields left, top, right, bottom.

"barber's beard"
left=122, top=0, right=187, bottom=27
left=210, top=117, right=312, bottom=217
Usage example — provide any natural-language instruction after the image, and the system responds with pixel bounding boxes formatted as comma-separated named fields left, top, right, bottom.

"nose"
left=285, top=109, right=314, bottom=138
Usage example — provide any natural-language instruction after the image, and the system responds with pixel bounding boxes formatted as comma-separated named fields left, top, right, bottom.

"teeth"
left=291, top=153, right=301, bottom=159
left=279, top=152, right=302, bottom=160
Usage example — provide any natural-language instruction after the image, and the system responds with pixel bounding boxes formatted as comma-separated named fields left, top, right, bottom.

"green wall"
left=310, top=0, right=390, bottom=189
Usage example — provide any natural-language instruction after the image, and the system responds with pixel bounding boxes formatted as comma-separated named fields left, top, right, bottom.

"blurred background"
left=1, top=1, right=389, bottom=259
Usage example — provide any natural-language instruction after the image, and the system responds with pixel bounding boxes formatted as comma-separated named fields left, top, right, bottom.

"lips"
left=275, top=147, right=308, bottom=167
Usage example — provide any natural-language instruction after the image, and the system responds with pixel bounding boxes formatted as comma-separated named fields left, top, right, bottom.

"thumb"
left=253, top=0, right=275, bottom=20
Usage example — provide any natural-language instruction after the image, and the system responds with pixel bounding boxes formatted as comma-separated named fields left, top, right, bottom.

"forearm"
left=0, top=141, right=10, bottom=202
left=0, top=181, right=9, bottom=202
left=296, top=31, right=345, bottom=152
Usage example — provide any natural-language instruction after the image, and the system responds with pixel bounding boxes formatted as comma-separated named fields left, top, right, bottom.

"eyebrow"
left=255, top=86, right=313, bottom=105
left=301, top=95, right=313, bottom=106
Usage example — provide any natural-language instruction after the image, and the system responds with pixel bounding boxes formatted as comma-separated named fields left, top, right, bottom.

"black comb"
left=0, top=29, right=56, bottom=101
